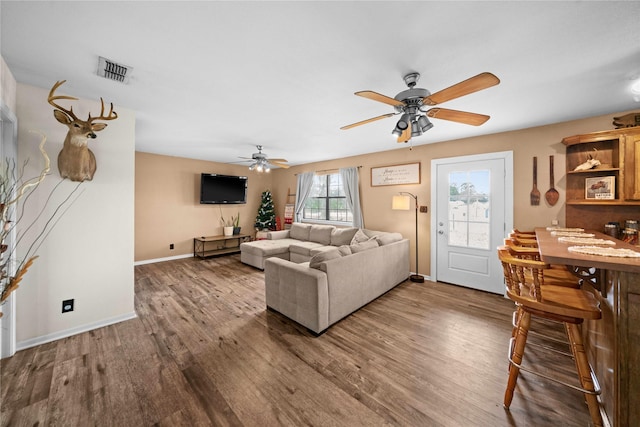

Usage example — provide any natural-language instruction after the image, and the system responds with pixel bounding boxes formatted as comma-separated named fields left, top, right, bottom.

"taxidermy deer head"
left=573, top=148, right=601, bottom=171
left=48, top=80, right=118, bottom=182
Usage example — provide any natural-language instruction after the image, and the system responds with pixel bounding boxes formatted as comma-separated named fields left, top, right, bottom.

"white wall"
left=15, top=83, right=135, bottom=348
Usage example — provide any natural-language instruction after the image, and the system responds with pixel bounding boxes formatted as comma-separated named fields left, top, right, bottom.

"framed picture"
left=371, top=162, right=421, bottom=187
left=585, top=176, right=615, bottom=200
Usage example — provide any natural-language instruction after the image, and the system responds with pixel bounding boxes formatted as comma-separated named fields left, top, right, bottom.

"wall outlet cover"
left=62, top=299, right=74, bottom=313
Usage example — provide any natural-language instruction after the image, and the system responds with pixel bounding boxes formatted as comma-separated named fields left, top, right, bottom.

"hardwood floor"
left=1, top=255, right=594, bottom=426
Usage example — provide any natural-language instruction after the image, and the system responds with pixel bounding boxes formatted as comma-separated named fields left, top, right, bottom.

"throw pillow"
left=376, top=232, right=403, bottom=246
left=350, top=239, right=379, bottom=253
left=337, top=245, right=352, bottom=256
left=290, top=223, right=311, bottom=241
left=330, top=227, right=359, bottom=246
left=309, top=247, right=342, bottom=269
left=350, top=229, right=370, bottom=244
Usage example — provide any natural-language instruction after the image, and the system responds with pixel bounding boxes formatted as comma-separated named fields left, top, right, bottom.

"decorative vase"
left=233, top=227, right=241, bottom=235
left=223, top=226, right=233, bottom=236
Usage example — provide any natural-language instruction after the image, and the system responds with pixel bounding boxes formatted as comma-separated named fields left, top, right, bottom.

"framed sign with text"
left=371, top=162, right=421, bottom=186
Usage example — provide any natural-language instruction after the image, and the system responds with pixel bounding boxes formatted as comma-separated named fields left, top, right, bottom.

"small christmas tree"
left=255, top=190, right=276, bottom=230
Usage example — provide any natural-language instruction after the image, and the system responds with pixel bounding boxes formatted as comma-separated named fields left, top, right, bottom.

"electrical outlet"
left=552, top=219, right=559, bottom=226
left=169, top=243, right=174, bottom=250
left=419, top=206, right=428, bottom=213
left=62, top=299, right=74, bottom=313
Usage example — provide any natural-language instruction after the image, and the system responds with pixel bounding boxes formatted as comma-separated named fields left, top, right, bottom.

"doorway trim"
left=1, top=100, right=18, bottom=358
left=430, top=150, right=513, bottom=289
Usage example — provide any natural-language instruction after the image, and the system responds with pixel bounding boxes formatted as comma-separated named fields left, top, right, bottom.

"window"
left=303, top=173, right=353, bottom=224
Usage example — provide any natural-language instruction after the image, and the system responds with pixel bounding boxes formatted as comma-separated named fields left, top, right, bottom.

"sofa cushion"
left=330, top=227, right=358, bottom=246
left=309, top=224, right=334, bottom=245
left=310, top=246, right=339, bottom=257
left=240, top=239, right=296, bottom=257
left=350, top=239, right=379, bottom=253
left=289, top=241, right=326, bottom=257
left=290, top=223, right=312, bottom=241
left=309, top=247, right=343, bottom=269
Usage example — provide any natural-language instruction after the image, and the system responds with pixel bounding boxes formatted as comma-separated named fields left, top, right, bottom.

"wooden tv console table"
left=193, top=234, right=251, bottom=259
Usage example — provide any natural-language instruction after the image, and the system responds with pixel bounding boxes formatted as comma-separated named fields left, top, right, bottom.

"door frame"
left=1, top=100, right=18, bottom=358
left=430, top=151, right=513, bottom=291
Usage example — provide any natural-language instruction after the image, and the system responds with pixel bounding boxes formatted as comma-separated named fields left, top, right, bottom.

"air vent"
left=97, top=56, right=132, bottom=83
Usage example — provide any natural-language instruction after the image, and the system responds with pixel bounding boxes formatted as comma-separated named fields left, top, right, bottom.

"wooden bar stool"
left=497, top=247, right=603, bottom=426
left=503, top=238, right=579, bottom=287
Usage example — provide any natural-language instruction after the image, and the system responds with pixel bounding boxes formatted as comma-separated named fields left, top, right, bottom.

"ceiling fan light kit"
left=241, top=145, right=289, bottom=172
left=342, top=71, right=500, bottom=143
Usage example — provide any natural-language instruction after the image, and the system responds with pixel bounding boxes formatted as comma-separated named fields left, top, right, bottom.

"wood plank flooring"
left=1, top=255, right=595, bottom=426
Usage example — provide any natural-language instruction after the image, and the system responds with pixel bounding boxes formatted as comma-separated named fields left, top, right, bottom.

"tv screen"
left=200, top=174, right=248, bottom=204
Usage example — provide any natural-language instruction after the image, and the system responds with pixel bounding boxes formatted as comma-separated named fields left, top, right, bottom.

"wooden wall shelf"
left=563, top=127, right=640, bottom=231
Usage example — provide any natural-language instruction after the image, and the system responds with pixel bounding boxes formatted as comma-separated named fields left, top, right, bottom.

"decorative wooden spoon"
left=530, top=157, right=540, bottom=206
left=545, top=155, right=559, bottom=206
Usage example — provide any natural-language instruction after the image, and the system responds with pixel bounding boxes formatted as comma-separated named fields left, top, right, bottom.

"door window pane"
left=448, top=169, right=490, bottom=249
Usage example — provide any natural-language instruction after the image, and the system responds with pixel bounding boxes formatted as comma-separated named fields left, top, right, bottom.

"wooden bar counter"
left=535, top=228, right=640, bottom=427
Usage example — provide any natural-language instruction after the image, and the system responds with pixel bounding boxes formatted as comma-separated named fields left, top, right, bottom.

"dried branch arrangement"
left=0, top=131, right=83, bottom=315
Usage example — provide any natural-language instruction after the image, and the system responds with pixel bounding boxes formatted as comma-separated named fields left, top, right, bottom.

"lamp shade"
left=392, top=195, right=411, bottom=210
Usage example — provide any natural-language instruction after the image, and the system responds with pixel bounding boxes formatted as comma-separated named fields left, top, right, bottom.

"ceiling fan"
left=341, top=72, right=500, bottom=143
left=239, top=145, right=289, bottom=172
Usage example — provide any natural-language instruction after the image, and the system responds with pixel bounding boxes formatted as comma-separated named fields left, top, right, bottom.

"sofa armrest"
left=268, top=230, right=290, bottom=240
left=264, top=258, right=329, bottom=333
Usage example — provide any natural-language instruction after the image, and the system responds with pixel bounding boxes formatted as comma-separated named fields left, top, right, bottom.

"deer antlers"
left=48, top=80, right=118, bottom=123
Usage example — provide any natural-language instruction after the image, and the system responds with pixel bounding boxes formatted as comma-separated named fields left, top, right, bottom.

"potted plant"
left=232, top=213, right=241, bottom=235
left=219, top=207, right=234, bottom=236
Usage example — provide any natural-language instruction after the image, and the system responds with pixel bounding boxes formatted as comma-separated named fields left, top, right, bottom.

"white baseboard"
left=16, top=311, right=138, bottom=351
left=134, top=253, right=193, bottom=266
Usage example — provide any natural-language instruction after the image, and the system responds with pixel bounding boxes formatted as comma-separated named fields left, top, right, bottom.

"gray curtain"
left=340, top=167, right=364, bottom=228
left=294, top=171, right=315, bottom=222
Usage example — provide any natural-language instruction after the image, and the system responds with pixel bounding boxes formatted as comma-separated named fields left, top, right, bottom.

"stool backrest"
left=497, top=246, right=546, bottom=302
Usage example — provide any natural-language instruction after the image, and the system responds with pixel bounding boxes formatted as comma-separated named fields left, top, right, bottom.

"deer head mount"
left=48, top=80, right=118, bottom=182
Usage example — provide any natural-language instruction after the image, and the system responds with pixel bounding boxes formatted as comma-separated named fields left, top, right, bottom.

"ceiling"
left=2, top=1, right=640, bottom=168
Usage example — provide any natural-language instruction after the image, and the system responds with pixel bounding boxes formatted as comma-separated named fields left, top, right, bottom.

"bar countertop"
left=535, top=228, right=640, bottom=273
left=535, top=227, right=640, bottom=427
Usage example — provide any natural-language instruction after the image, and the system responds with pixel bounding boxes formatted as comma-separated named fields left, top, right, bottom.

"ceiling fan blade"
left=355, top=91, right=405, bottom=107
left=269, top=161, right=290, bottom=169
left=426, top=108, right=490, bottom=126
left=267, top=158, right=287, bottom=163
left=397, top=127, right=411, bottom=143
left=341, top=113, right=395, bottom=130
left=423, top=72, right=500, bottom=106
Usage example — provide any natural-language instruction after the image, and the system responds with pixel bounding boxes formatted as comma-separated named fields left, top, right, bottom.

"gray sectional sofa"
left=241, top=223, right=410, bottom=334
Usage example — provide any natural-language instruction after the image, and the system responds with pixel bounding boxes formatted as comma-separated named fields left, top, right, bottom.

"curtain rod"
left=295, top=166, right=362, bottom=176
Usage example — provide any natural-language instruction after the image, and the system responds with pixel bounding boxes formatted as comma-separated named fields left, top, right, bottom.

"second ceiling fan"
left=239, top=145, right=289, bottom=172
left=341, top=72, right=500, bottom=143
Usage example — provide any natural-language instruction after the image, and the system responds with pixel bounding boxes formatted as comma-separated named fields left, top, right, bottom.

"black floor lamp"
left=392, top=192, right=424, bottom=283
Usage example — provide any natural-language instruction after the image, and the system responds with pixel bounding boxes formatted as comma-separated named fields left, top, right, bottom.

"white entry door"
left=431, top=152, right=513, bottom=294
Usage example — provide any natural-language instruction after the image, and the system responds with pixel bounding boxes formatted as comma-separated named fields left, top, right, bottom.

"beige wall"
left=135, top=109, right=634, bottom=274
left=135, top=152, right=272, bottom=261
left=16, top=83, right=136, bottom=347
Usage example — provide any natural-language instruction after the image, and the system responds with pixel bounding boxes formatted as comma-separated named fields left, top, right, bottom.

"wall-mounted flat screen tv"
left=200, top=173, right=248, bottom=204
